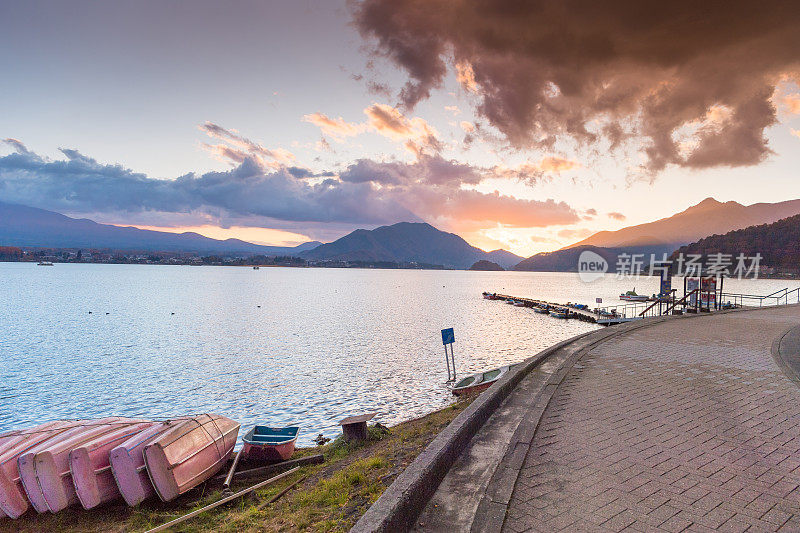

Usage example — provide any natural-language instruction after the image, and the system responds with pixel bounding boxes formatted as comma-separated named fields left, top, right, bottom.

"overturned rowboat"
left=70, top=421, right=155, bottom=509
left=241, top=426, right=299, bottom=462
left=452, top=365, right=515, bottom=396
left=144, top=414, right=239, bottom=502
left=0, top=420, right=83, bottom=518
left=20, top=418, right=146, bottom=513
left=109, top=420, right=183, bottom=507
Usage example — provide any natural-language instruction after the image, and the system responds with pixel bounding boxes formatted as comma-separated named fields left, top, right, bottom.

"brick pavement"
left=503, top=307, right=800, bottom=532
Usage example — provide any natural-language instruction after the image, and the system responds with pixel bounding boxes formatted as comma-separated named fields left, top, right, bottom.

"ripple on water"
left=2, top=264, right=795, bottom=445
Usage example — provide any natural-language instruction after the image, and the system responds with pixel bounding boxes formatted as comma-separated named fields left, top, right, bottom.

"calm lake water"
left=1, top=263, right=797, bottom=445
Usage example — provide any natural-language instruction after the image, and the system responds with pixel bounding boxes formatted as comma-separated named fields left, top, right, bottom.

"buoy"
left=105, top=312, right=109, bottom=315
left=257, top=305, right=261, bottom=308
left=171, top=312, right=175, bottom=315
left=88, top=311, right=92, bottom=314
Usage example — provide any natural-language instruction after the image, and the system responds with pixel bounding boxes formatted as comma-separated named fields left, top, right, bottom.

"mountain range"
left=299, top=222, right=522, bottom=269
left=0, top=202, right=522, bottom=268
left=673, top=213, right=800, bottom=273
left=2, top=196, right=797, bottom=271
left=0, top=202, right=320, bottom=256
left=515, top=197, right=800, bottom=271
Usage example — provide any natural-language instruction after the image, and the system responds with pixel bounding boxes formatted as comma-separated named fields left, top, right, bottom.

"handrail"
left=659, top=289, right=699, bottom=316
left=763, top=287, right=790, bottom=299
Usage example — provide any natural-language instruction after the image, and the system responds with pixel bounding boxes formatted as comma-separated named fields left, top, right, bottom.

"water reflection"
left=0, top=263, right=796, bottom=445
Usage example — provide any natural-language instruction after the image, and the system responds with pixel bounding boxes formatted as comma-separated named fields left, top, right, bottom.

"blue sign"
left=441, top=327, right=455, bottom=345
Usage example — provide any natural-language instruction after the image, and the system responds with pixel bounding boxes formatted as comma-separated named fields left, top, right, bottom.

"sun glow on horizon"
left=122, top=224, right=314, bottom=248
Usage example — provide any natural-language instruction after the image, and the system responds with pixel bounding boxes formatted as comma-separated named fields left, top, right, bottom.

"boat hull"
left=144, top=414, right=239, bottom=502
left=452, top=365, right=513, bottom=396
left=241, top=439, right=296, bottom=462
left=70, top=422, right=154, bottom=510
left=0, top=420, right=81, bottom=518
left=452, top=380, right=494, bottom=397
left=110, top=421, right=179, bottom=507
left=19, top=417, right=139, bottom=513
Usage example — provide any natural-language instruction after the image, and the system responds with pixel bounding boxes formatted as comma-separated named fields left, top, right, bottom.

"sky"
left=1, top=0, right=800, bottom=257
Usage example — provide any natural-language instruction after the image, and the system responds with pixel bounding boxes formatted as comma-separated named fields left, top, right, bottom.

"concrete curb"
left=351, top=303, right=796, bottom=533
left=472, top=304, right=800, bottom=532
left=350, top=328, right=602, bottom=533
left=771, top=323, right=800, bottom=385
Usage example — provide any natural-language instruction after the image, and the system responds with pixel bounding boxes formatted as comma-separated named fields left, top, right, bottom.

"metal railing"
left=720, top=287, right=800, bottom=308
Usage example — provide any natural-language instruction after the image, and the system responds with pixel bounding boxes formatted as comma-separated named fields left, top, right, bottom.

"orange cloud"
left=538, top=156, right=581, bottom=173
left=455, top=61, right=478, bottom=92
left=783, top=93, right=800, bottom=114
left=607, top=211, right=626, bottom=221
left=302, top=112, right=365, bottom=141
left=364, top=103, right=442, bottom=156
left=792, top=129, right=800, bottom=139
left=460, top=121, right=475, bottom=133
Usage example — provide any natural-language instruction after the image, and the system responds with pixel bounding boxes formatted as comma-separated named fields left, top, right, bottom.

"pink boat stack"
left=0, top=414, right=239, bottom=519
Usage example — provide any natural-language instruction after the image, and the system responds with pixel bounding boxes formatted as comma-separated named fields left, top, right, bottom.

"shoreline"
left=0, top=397, right=476, bottom=532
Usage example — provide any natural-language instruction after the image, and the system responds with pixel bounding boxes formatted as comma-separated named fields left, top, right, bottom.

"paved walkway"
left=504, top=307, right=800, bottom=532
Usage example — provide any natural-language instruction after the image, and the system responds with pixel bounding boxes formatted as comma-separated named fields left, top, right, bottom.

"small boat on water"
left=619, top=289, right=648, bottom=302
left=513, top=300, right=526, bottom=307
left=482, top=292, right=498, bottom=300
left=533, top=306, right=549, bottom=314
left=551, top=310, right=569, bottom=319
left=143, top=414, right=239, bottom=502
left=505, top=299, right=516, bottom=305
left=452, top=365, right=514, bottom=396
left=241, top=426, right=299, bottom=462
left=253, top=266, right=260, bottom=270
left=37, top=262, right=53, bottom=266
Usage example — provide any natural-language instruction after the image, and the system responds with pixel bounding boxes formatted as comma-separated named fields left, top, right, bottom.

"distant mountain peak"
left=300, top=220, right=522, bottom=269
left=562, top=197, right=800, bottom=252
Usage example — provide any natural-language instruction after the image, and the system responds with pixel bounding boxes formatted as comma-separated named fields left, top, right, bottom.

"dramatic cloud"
left=608, top=212, right=626, bottom=221
left=353, top=0, right=800, bottom=173
left=0, top=133, right=579, bottom=233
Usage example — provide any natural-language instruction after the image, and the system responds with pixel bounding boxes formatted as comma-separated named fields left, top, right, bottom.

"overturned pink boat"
left=0, top=420, right=80, bottom=518
left=69, top=421, right=154, bottom=509
left=109, top=421, right=183, bottom=506
left=144, top=414, right=239, bottom=502
left=18, top=417, right=144, bottom=513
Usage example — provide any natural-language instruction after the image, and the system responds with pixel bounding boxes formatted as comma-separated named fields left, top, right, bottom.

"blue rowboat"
left=241, top=426, right=299, bottom=462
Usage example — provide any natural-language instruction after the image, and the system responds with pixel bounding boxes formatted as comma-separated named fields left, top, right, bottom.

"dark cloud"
left=0, top=146, right=416, bottom=225
left=353, top=0, right=800, bottom=173
left=0, top=139, right=579, bottom=231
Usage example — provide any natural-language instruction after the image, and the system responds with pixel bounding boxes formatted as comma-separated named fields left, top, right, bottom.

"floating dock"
left=489, top=293, right=642, bottom=326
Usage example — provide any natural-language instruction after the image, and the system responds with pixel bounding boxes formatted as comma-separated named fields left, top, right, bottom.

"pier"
left=489, top=293, right=642, bottom=326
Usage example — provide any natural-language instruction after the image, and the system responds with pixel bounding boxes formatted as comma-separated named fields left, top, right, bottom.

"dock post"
left=441, top=328, right=456, bottom=382
left=444, top=344, right=452, bottom=381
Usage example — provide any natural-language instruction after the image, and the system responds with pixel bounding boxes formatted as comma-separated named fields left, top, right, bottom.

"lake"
left=1, top=263, right=797, bottom=445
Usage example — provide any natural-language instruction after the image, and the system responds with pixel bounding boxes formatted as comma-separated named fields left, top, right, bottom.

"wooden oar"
left=222, top=450, right=242, bottom=493
left=144, top=467, right=299, bottom=533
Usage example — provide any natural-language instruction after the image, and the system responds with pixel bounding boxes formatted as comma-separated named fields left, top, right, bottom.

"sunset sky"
left=2, top=0, right=800, bottom=256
